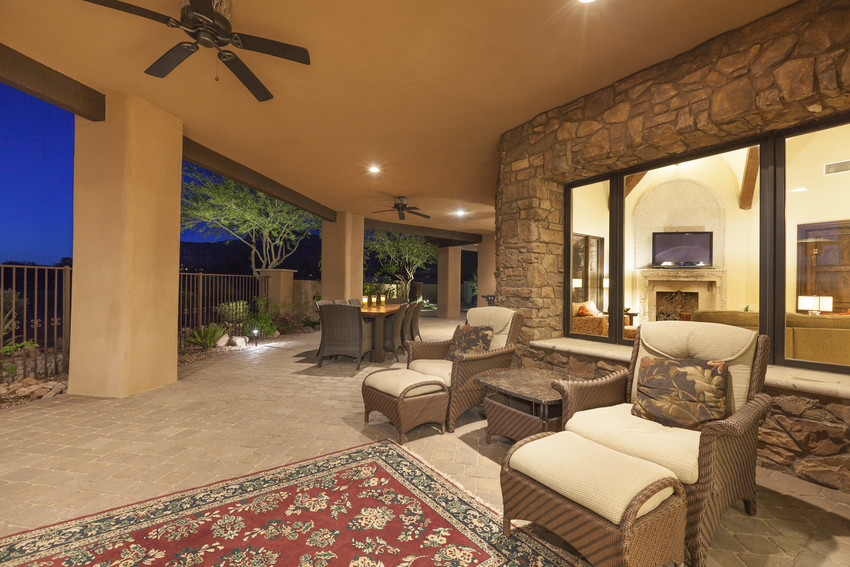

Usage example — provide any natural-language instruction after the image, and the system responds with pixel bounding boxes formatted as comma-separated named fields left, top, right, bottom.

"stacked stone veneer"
left=759, top=388, right=850, bottom=491
left=497, top=0, right=850, bottom=342
left=497, top=0, right=850, bottom=491
left=518, top=345, right=628, bottom=380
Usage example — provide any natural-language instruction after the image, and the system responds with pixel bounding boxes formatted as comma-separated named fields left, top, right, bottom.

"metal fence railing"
left=178, top=272, right=265, bottom=337
left=1, top=264, right=71, bottom=379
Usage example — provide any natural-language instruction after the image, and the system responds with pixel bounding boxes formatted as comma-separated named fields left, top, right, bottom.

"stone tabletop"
left=476, top=368, right=572, bottom=405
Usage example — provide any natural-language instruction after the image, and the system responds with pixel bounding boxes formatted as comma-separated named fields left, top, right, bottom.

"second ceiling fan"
left=82, top=0, right=310, bottom=101
left=373, top=197, right=430, bottom=221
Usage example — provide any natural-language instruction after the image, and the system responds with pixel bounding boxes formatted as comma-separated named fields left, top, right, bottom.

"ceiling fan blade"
left=406, top=206, right=420, bottom=211
left=372, top=209, right=395, bottom=214
left=408, top=210, right=431, bottom=219
left=145, top=42, right=198, bottom=78
left=218, top=50, right=273, bottom=102
left=398, top=210, right=406, bottom=221
left=82, top=0, right=174, bottom=25
left=188, top=0, right=215, bottom=21
left=232, top=33, right=310, bottom=65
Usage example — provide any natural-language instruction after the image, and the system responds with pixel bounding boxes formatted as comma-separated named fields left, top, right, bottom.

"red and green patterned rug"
left=0, top=440, right=577, bottom=566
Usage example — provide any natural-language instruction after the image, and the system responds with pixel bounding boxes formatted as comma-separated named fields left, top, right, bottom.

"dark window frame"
left=563, top=111, right=850, bottom=375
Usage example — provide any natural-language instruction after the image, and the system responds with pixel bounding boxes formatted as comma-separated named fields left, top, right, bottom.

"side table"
left=476, top=368, right=571, bottom=443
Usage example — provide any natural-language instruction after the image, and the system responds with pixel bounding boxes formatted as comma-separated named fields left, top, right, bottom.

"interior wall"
left=624, top=152, right=761, bottom=315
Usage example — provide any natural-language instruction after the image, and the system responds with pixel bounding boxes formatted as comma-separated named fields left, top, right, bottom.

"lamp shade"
left=798, top=296, right=818, bottom=311
left=572, top=278, right=583, bottom=288
left=819, top=296, right=833, bottom=312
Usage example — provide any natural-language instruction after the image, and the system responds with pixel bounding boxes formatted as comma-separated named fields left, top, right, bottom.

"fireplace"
left=638, top=269, right=728, bottom=322
left=656, top=291, right=698, bottom=320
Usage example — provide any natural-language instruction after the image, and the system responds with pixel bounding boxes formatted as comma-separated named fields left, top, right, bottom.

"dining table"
left=359, top=304, right=401, bottom=363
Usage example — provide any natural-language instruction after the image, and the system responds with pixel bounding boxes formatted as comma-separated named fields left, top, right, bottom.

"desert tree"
left=181, top=162, right=319, bottom=278
left=364, top=230, right=437, bottom=298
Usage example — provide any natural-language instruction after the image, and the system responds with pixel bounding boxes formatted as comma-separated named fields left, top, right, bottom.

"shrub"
left=183, top=324, right=228, bottom=350
left=1, top=340, right=38, bottom=377
left=217, top=300, right=249, bottom=324
left=273, top=312, right=301, bottom=334
left=244, top=297, right=279, bottom=336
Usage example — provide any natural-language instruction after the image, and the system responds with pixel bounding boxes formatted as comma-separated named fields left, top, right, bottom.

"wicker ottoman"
left=362, top=368, right=449, bottom=444
left=502, top=431, right=686, bottom=567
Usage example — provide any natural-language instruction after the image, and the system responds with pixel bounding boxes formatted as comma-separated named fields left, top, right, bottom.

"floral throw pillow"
left=445, top=325, right=494, bottom=361
left=631, top=356, right=729, bottom=429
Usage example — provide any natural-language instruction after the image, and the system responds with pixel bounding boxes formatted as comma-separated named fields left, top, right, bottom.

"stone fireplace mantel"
left=637, top=269, right=728, bottom=322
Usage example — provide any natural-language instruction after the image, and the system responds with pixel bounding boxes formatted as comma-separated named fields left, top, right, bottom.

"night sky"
left=0, top=82, right=74, bottom=265
left=0, top=82, right=222, bottom=266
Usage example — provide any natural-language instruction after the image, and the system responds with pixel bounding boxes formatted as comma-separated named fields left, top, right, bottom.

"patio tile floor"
left=0, top=317, right=848, bottom=566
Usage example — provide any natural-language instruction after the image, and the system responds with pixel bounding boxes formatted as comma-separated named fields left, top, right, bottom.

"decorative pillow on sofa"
left=631, top=356, right=729, bottom=429
left=445, top=325, right=494, bottom=361
left=575, top=305, right=596, bottom=317
left=571, top=300, right=600, bottom=317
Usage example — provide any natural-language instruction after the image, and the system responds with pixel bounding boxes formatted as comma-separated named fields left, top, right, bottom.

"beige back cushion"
left=466, top=307, right=516, bottom=350
left=632, top=321, right=758, bottom=414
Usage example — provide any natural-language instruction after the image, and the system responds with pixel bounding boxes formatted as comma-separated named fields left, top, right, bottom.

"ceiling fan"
left=372, top=197, right=430, bottom=221
left=81, top=0, right=310, bottom=102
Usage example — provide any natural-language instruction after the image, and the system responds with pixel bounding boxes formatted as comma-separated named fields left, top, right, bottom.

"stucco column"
left=69, top=94, right=183, bottom=398
left=477, top=233, right=496, bottom=306
left=258, top=268, right=297, bottom=313
left=321, top=211, right=364, bottom=300
left=437, top=246, right=461, bottom=318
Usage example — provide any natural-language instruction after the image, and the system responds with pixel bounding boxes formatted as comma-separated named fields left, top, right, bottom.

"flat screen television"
left=652, top=231, right=713, bottom=268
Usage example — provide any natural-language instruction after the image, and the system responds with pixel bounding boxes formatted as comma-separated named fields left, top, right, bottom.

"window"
left=568, top=180, right=611, bottom=337
left=784, top=122, right=850, bottom=367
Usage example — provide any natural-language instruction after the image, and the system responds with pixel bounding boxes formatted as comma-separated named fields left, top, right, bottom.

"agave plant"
left=183, top=323, right=229, bottom=350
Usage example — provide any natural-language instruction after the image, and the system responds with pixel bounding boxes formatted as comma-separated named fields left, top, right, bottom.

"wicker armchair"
left=317, top=304, right=374, bottom=370
left=383, top=302, right=410, bottom=362
left=407, top=306, right=523, bottom=432
left=501, top=321, right=771, bottom=567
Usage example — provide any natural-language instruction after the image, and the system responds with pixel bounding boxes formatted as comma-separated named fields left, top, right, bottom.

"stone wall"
left=759, top=387, right=850, bottom=491
left=517, top=345, right=628, bottom=380
left=497, top=0, right=850, bottom=341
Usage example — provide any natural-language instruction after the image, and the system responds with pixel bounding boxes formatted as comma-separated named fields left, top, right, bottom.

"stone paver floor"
left=1, top=316, right=849, bottom=566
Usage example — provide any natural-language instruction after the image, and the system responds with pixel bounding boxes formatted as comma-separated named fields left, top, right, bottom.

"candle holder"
left=361, top=296, right=369, bottom=307
left=380, top=294, right=386, bottom=306
left=371, top=295, right=378, bottom=307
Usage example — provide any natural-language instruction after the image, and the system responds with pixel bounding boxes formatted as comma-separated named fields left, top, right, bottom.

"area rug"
left=0, top=440, right=577, bottom=566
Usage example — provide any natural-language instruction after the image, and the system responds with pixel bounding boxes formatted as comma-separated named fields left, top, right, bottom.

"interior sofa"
left=571, top=301, right=628, bottom=337
left=692, top=309, right=850, bottom=366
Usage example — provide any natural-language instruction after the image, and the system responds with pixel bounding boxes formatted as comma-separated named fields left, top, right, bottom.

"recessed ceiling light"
left=368, top=165, right=381, bottom=173
left=791, top=187, right=808, bottom=192
left=578, top=0, right=595, bottom=3
left=455, top=209, right=467, bottom=217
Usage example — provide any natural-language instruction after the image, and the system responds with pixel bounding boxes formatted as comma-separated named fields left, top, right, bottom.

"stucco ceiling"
left=0, top=0, right=795, bottom=234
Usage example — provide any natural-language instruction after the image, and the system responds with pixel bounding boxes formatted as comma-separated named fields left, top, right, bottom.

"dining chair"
left=317, top=304, right=373, bottom=370
left=383, top=302, right=410, bottom=362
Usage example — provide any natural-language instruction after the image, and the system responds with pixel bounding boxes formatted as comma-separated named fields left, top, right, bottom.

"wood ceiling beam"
left=739, top=146, right=760, bottom=210
left=0, top=43, right=105, bottom=122
left=364, top=218, right=482, bottom=246
left=624, top=171, right=647, bottom=199
left=183, top=137, right=337, bottom=222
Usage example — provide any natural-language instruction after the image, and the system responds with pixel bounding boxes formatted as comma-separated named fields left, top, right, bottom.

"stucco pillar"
left=69, top=94, right=183, bottom=398
left=477, top=233, right=496, bottom=306
left=437, top=246, right=461, bottom=318
left=258, top=268, right=297, bottom=313
left=321, top=212, right=364, bottom=300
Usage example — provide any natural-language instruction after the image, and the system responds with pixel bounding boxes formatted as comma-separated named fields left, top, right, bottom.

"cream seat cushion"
left=565, top=403, right=701, bottom=484
left=466, top=306, right=516, bottom=350
left=634, top=321, right=758, bottom=414
left=364, top=369, right=446, bottom=398
left=510, top=431, right=676, bottom=525
left=408, top=359, right=454, bottom=385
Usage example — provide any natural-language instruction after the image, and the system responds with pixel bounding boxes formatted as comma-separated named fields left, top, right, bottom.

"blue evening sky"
left=0, top=83, right=223, bottom=266
left=0, top=82, right=74, bottom=265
